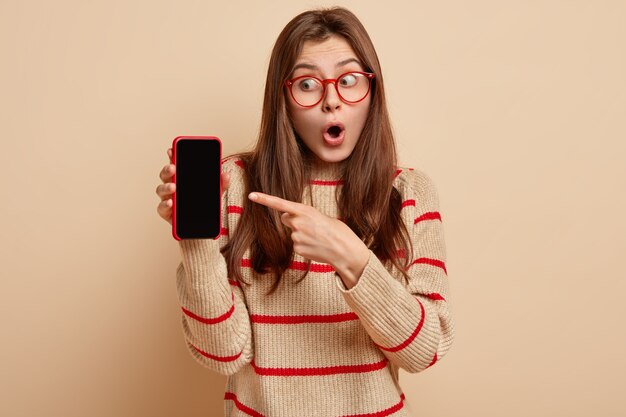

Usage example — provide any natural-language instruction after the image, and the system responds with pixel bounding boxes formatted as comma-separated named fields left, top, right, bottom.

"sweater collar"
left=307, top=158, right=348, bottom=182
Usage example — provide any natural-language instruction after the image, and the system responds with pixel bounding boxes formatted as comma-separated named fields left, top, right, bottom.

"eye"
left=339, top=73, right=358, bottom=87
left=297, top=78, right=321, bottom=91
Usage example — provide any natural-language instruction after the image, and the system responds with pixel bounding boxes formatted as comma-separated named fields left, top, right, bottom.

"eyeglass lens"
left=291, top=73, right=371, bottom=106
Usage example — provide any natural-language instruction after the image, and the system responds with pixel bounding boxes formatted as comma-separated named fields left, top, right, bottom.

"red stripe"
left=223, top=391, right=406, bottom=417
left=339, top=395, right=405, bottom=417
left=394, top=169, right=402, bottom=178
left=223, top=392, right=407, bottom=417
left=227, top=205, right=243, bottom=214
left=289, top=260, right=335, bottom=272
left=181, top=292, right=234, bottom=324
left=401, top=199, right=416, bottom=208
left=190, top=343, right=243, bottom=362
left=224, top=392, right=264, bottom=417
left=241, top=257, right=446, bottom=276
left=427, top=293, right=445, bottom=301
left=408, top=257, right=447, bottom=274
left=222, top=155, right=245, bottom=168
left=426, top=353, right=438, bottom=368
left=414, top=211, right=441, bottom=223
left=309, top=179, right=345, bottom=186
left=240, top=258, right=335, bottom=273
left=224, top=392, right=264, bottom=416
left=220, top=227, right=229, bottom=236
left=251, top=358, right=388, bottom=376
left=251, top=312, right=358, bottom=324
left=224, top=392, right=406, bottom=417
left=228, top=279, right=240, bottom=287
left=374, top=298, right=425, bottom=352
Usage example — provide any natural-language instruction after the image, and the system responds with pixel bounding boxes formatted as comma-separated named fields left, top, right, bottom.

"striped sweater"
left=176, top=156, right=455, bottom=417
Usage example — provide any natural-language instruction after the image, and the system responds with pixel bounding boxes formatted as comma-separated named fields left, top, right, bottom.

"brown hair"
left=222, top=6, right=413, bottom=295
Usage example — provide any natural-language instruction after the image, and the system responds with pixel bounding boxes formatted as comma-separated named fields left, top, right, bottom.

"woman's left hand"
left=248, top=192, right=369, bottom=286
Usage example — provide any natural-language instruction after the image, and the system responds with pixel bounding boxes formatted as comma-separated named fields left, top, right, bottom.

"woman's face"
left=286, top=35, right=371, bottom=166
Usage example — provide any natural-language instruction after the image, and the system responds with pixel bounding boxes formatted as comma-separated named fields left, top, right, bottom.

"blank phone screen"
left=174, top=138, right=221, bottom=239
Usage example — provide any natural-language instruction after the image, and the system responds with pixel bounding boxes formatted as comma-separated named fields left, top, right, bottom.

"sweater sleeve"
left=175, top=157, right=253, bottom=376
left=334, top=168, right=455, bottom=373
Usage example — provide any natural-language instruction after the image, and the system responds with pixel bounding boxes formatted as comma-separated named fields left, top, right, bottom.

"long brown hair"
left=222, top=6, right=413, bottom=296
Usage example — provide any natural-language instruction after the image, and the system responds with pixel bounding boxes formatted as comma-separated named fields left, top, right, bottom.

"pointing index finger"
left=248, top=192, right=301, bottom=214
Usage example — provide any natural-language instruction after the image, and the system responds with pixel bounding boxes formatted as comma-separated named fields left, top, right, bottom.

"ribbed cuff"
left=334, top=250, right=396, bottom=298
left=334, top=250, right=438, bottom=354
left=178, top=238, right=230, bottom=297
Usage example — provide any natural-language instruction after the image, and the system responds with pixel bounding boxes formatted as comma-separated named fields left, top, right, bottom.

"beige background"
left=1, top=0, right=624, bottom=416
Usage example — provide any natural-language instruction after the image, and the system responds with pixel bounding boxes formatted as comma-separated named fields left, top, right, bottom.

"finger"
left=160, top=164, right=175, bottom=183
left=156, top=182, right=175, bottom=198
left=157, top=198, right=173, bottom=220
left=280, top=211, right=293, bottom=225
left=221, top=171, right=230, bottom=193
left=167, top=148, right=172, bottom=162
left=248, top=192, right=302, bottom=215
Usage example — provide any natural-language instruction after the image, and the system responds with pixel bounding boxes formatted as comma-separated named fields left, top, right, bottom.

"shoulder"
left=221, top=155, right=247, bottom=176
left=221, top=155, right=248, bottom=186
left=392, top=165, right=441, bottom=210
left=220, top=155, right=249, bottom=204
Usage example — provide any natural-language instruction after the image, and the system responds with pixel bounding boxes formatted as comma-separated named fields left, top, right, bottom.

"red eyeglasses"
left=285, top=71, right=375, bottom=107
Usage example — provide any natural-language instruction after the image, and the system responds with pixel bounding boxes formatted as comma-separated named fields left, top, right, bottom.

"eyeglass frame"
left=284, top=71, right=376, bottom=108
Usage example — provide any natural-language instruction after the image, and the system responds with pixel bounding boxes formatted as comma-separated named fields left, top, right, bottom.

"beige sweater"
left=176, top=156, right=455, bottom=417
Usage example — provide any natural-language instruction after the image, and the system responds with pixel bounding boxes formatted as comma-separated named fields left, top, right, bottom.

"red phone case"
left=171, top=136, right=222, bottom=241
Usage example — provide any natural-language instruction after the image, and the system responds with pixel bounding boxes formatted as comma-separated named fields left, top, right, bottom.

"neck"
left=307, top=157, right=348, bottom=182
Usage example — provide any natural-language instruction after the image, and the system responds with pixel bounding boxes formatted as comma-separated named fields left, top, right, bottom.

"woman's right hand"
left=156, top=148, right=231, bottom=225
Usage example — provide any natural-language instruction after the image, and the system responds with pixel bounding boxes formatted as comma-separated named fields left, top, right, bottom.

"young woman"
left=156, top=7, right=454, bottom=417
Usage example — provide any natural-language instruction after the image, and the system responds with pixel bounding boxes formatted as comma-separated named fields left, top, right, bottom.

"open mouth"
left=323, top=122, right=346, bottom=146
left=327, top=125, right=343, bottom=138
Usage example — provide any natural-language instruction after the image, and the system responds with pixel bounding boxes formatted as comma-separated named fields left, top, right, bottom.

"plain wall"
left=1, top=0, right=625, bottom=416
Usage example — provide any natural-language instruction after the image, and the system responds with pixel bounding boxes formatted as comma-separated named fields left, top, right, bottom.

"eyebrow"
left=291, top=58, right=363, bottom=73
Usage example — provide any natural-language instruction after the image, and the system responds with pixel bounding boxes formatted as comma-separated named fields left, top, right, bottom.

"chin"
left=313, top=148, right=351, bottom=164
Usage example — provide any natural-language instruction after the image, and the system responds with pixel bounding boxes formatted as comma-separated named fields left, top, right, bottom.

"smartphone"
left=171, top=136, right=222, bottom=240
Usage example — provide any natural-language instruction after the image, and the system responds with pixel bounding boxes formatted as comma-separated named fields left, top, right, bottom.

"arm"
left=334, top=169, right=455, bottom=373
left=176, top=158, right=253, bottom=375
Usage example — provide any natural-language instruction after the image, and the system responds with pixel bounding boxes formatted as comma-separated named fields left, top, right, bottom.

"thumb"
left=221, top=171, right=231, bottom=195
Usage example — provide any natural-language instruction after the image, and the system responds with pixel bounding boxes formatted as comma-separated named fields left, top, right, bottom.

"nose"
left=321, top=81, right=342, bottom=112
